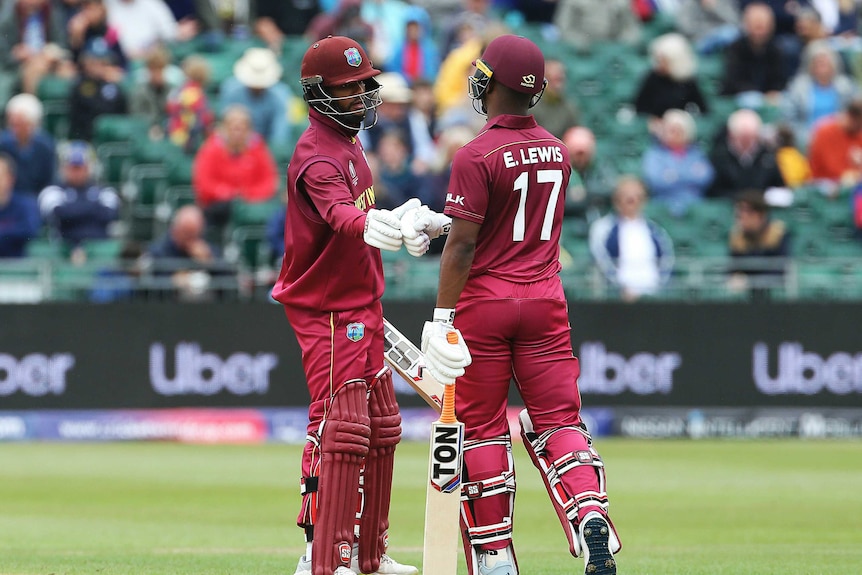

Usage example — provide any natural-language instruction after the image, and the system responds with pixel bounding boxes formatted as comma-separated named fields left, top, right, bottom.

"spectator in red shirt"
left=191, top=104, right=278, bottom=239
left=807, top=97, right=862, bottom=190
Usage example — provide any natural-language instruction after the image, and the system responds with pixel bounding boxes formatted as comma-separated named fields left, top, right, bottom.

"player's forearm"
left=436, top=241, right=474, bottom=309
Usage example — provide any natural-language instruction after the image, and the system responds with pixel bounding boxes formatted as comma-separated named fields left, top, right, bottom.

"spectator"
left=782, top=40, right=858, bottom=149
left=774, top=123, right=811, bottom=188
left=0, top=93, right=56, bottom=197
left=219, top=47, right=294, bottom=148
left=68, top=37, right=128, bottom=141
left=37, top=141, right=120, bottom=253
left=417, top=124, right=475, bottom=213
left=67, top=0, right=127, bottom=70
left=642, top=109, right=715, bottom=217
left=191, top=105, right=278, bottom=239
left=387, top=6, right=439, bottom=84
left=588, top=176, right=675, bottom=302
left=164, top=0, right=222, bottom=42
left=740, top=0, right=818, bottom=82
left=531, top=58, right=580, bottom=139
left=410, top=78, right=438, bottom=139
left=708, top=109, right=785, bottom=198
left=553, top=0, right=641, bottom=51
left=129, top=45, right=175, bottom=139
left=372, top=129, right=420, bottom=210
left=361, top=72, right=436, bottom=173
left=721, top=2, right=786, bottom=107
left=166, top=55, right=215, bottom=152
left=0, top=153, right=41, bottom=258
left=89, top=240, right=144, bottom=302
left=439, top=0, right=494, bottom=57
left=635, top=33, right=709, bottom=130
left=252, top=0, right=321, bottom=54
left=148, top=203, right=226, bottom=301
left=675, top=0, right=740, bottom=55
left=808, top=97, right=862, bottom=189
left=562, top=126, right=619, bottom=214
left=305, top=0, right=374, bottom=51
left=362, top=0, right=413, bottom=69
left=0, top=0, right=72, bottom=97
left=727, top=188, right=790, bottom=298
left=103, top=0, right=182, bottom=61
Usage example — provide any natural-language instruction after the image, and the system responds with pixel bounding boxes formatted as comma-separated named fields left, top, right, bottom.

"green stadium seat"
left=230, top=198, right=282, bottom=228
left=227, top=225, right=270, bottom=271
left=81, top=238, right=124, bottom=262
left=93, top=115, right=151, bottom=147
left=25, top=238, right=66, bottom=260
left=50, top=262, right=99, bottom=301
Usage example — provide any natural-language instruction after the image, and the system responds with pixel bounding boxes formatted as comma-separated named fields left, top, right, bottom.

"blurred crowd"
left=2, top=0, right=862, bottom=302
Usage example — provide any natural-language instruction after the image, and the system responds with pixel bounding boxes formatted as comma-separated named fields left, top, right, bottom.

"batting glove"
left=418, top=206, right=452, bottom=240
left=400, top=207, right=431, bottom=257
left=421, top=309, right=472, bottom=385
left=364, top=208, right=404, bottom=251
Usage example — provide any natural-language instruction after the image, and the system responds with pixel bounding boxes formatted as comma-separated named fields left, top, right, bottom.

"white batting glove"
left=364, top=208, right=403, bottom=251
left=400, top=207, right=431, bottom=257
left=418, top=206, right=452, bottom=240
left=420, top=309, right=472, bottom=385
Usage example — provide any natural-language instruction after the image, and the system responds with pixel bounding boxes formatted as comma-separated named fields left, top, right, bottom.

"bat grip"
left=439, top=383, right=457, bottom=424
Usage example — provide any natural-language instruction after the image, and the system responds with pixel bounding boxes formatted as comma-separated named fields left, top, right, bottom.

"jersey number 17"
left=512, top=169, right=563, bottom=242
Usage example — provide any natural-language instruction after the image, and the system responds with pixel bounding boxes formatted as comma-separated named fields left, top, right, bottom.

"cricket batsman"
left=413, top=35, right=623, bottom=575
left=271, top=36, right=448, bottom=575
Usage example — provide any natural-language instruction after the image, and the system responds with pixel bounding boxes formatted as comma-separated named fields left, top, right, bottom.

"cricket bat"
left=381, top=318, right=463, bottom=575
left=382, top=318, right=444, bottom=412
left=422, top=381, right=464, bottom=575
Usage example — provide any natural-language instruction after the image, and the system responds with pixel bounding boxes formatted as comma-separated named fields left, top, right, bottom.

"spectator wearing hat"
left=218, top=47, right=295, bottom=149
left=727, top=188, right=790, bottom=299
left=360, top=71, right=436, bottom=174
left=0, top=93, right=57, bottom=197
left=37, top=140, right=120, bottom=253
left=68, top=37, right=127, bottom=141
left=191, top=104, right=278, bottom=241
left=0, top=153, right=42, bottom=259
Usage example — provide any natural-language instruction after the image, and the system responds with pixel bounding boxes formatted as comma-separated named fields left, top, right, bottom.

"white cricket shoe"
left=478, top=548, right=515, bottom=575
left=294, top=554, right=311, bottom=575
left=351, top=551, right=418, bottom=575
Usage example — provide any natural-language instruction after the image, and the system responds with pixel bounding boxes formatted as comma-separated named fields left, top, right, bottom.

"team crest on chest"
left=344, top=47, right=362, bottom=67
left=348, top=160, right=358, bottom=186
left=346, top=322, right=365, bottom=342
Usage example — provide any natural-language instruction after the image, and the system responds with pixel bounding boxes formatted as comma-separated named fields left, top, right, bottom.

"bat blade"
left=382, top=318, right=444, bottom=412
left=423, top=417, right=464, bottom=575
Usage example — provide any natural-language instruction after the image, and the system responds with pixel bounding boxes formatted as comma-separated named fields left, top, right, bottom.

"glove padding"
left=421, top=321, right=472, bottom=385
left=400, top=208, right=431, bottom=257
left=403, top=206, right=452, bottom=240
left=363, top=198, right=422, bottom=252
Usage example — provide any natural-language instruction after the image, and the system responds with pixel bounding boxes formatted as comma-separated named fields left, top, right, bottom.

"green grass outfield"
left=1, top=439, right=861, bottom=575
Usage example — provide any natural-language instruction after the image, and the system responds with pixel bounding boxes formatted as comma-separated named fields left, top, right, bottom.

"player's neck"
left=486, top=102, right=529, bottom=119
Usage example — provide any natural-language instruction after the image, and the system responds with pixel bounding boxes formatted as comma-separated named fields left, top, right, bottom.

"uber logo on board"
left=0, top=352, right=75, bottom=397
left=149, top=342, right=278, bottom=396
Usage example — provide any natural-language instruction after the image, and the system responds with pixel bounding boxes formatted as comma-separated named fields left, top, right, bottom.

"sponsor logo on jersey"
left=521, top=74, right=536, bottom=89
left=445, top=192, right=465, bottom=206
left=344, top=47, right=362, bottom=67
left=346, top=322, right=365, bottom=342
left=354, top=186, right=375, bottom=211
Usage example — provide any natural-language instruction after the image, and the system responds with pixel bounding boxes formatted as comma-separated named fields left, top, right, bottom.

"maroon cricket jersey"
left=445, top=114, right=572, bottom=283
left=271, top=109, right=383, bottom=311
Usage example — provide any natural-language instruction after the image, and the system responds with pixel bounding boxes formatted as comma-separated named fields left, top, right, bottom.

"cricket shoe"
left=293, top=554, right=311, bottom=575
left=478, top=548, right=516, bottom=575
left=350, top=551, right=418, bottom=575
left=580, top=512, right=616, bottom=575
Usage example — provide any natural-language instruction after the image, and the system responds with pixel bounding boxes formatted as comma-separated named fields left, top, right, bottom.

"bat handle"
left=439, top=383, right=457, bottom=424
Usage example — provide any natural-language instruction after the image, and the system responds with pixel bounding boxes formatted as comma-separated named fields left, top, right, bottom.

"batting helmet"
left=468, top=34, right=547, bottom=114
left=300, top=36, right=382, bottom=130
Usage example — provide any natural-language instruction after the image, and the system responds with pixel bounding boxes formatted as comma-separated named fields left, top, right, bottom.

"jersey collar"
left=483, top=114, right=537, bottom=130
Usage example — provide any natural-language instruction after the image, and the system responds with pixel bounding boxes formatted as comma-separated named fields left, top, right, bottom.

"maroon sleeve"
left=302, top=160, right=367, bottom=238
left=444, top=146, right=489, bottom=224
